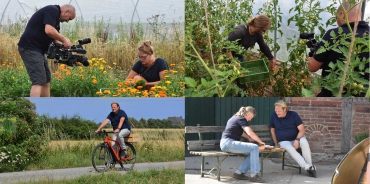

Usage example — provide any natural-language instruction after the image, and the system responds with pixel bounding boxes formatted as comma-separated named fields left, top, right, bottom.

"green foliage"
left=355, top=131, right=369, bottom=144
left=39, top=115, right=100, bottom=140
left=0, top=98, right=46, bottom=173
left=302, top=0, right=370, bottom=97
left=185, top=0, right=254, bottom=97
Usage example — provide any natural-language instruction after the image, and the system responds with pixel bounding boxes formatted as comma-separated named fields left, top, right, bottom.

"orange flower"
left=103, top=90, right=111, bottom=94
left=66, top=71, right=71, bottom=76
left=92, top=79, right=97, bottom=84
left=59, top=64, right=66, bottom=70
left=96, top=91, right=103, bottom=95
left=117, top=82, right=123, bottom=87
left=58, top=75, right=63, bottom=80
left=150, top=87, right=156, bottom=91
left=137, top=86, right=143, bottom=89
left=55, top=71, right=59, bottom=75
left=121, top=89, right=127, bottom=93
left=170, top=63, right=176, bottom=67
left=80, top=75, right=85, bottom=79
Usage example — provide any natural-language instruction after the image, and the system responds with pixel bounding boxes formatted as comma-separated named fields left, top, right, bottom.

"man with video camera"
left=308, top=1, right=369, bottom=97
left=18, top=4, right=76, bottom=97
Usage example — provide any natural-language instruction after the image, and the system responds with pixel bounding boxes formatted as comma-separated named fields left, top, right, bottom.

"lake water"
left=0, top=0, right=184, bottom=24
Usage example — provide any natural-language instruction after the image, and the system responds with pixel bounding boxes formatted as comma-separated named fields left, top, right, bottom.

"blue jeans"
left=220, top=138, right=260, bottom=174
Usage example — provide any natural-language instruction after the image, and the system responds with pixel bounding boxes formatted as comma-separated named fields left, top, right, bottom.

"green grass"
left=20, top=168, right=185, bottom=184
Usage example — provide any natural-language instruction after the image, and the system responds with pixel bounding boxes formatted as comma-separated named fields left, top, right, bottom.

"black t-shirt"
left=221, top=116, right=250, bottom=140
left=228, top=24, right=274, bottom=61
left=313, top=21, right=370, bottom=96
left=18, top=5, right=61, bottom=54
left=132, top=57, right=169, bottom=82
left=107, top=109, right=131, bottom=131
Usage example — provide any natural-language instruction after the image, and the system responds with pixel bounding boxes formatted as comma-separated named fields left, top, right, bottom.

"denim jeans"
left=279, top=136, right=312, bottom=170
left=220, top=138, right=260, bottom=174
left=112, top=128, right=131, bottom=150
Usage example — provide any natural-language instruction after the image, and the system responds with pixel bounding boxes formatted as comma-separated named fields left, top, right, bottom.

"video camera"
left=47, top=38, right=91, bottom=66
left=300, top=33, right=320, bottom=57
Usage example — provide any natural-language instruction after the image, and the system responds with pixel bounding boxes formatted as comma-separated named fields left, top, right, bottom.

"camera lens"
left=78, top=38, right=91, bottom=45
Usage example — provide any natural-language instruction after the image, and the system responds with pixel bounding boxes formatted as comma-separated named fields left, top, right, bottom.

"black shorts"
left=18, top=46, right=51, bottom=85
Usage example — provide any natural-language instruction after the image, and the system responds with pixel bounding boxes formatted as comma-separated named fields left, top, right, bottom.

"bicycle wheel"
left=92, top=143, right=113, bottom=172
left=120, top=142, right=136, bottom=171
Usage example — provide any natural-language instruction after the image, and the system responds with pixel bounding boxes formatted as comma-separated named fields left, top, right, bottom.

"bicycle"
left=92, top=130, right=136, bottom=172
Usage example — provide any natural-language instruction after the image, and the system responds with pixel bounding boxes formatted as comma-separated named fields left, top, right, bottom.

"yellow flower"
left=155, top=94, right=160, bottom=97
left=91, top=58, right=96, bottom=61
left=110, top=83, right=113, bottom=86
left=165, top=81, right=172, bottom=85
left=103, top=71, right=107, bottom=74
left=164, top=75, right=170, bottom=78
left=172, top=94, right=177, bottom=97
left=96, top=91, right=103, bottom=95
left=113, top=62, right=117, bottom=65
left=99, top=65, right=104, bottom=70
left=99, top=58, right=104, bottom=61
left=170, top=70, right=178, bottom=74
left=91, top=76, right=96, bottom=79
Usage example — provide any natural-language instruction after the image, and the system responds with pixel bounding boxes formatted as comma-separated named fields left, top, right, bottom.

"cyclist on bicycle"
left=95, top=102, right=131, bottom=158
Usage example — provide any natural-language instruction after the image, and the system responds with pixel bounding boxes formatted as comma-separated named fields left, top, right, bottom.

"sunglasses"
left=137, top=54, right=149, bottom=60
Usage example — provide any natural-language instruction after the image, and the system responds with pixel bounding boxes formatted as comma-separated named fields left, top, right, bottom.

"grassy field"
left=28, top=129, right=184, bottom=171
left=20, top=168, right=185, bottom=184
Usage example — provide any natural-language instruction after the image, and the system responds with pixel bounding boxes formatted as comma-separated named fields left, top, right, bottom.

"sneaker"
left=232, top=172, right=249, bottom=180
left=308, top=165, right=317, bottom=178
left=120, top=150, right=129, bottom=158
left=249, top=175, right=265, bottom=183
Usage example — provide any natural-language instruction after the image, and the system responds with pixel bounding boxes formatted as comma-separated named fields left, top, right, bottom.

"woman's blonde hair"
left=274, top=100, right=288, bottom=110
left=234, top=106, right=256, bottom=117
left=138, top=40, right=154, bottom=55
left=247, top=14, right=271, bottom=28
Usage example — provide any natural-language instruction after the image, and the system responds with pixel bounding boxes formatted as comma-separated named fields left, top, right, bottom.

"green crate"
left=238, top=59, right=269, bottom=84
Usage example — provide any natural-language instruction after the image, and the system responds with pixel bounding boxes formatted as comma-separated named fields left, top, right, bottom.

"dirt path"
left=0, top=161, right=184, bottom=184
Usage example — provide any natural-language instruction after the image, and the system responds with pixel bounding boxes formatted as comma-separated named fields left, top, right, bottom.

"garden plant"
left=185, top=0, right=369, bottom=97
left=0, top=15, right=184, bottom=98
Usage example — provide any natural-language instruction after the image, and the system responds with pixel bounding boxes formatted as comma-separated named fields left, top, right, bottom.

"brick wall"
left=287, top=97, right=343, bottom=154
left=352, top=100, right=370, bottom=143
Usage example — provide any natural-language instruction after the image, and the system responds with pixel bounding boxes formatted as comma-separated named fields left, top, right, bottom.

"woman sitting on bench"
left=220, top=106, right=266, bottom=183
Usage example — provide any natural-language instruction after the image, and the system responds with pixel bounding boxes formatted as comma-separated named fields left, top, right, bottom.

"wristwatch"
left=295, top=137, right=301, bottom=141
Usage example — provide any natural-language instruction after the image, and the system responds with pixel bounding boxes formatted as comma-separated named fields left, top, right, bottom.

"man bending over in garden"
left=308, top=1, right=369, bottom=97
left=95, top=102, right=131, bottom=157
left=270, top=100, right=316, bottom=177
left=18, top=4, right=76, bottom=97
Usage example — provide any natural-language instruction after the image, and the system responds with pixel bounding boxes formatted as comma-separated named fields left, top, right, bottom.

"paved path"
left=0, top=161, right=184, bottom=184
left=185, top=156, right=339, bottom=184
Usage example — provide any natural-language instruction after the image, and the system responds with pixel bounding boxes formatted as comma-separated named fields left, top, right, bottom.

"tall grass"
left=0, top=16, right=185, bottom=97
left=28, top=129, right=184, bottom=170
left=0, top=16, right=184, bottom=71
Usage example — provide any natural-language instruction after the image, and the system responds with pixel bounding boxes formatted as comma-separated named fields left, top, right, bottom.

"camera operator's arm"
left=45, top=24, right=72, bottom=49
left=308, top=57, right=323, bottom=72
left=95, top=119, right=110, bottom=133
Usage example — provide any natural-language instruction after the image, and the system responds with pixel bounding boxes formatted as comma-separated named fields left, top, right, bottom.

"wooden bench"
left=185, top=125, right=301, bottom=181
